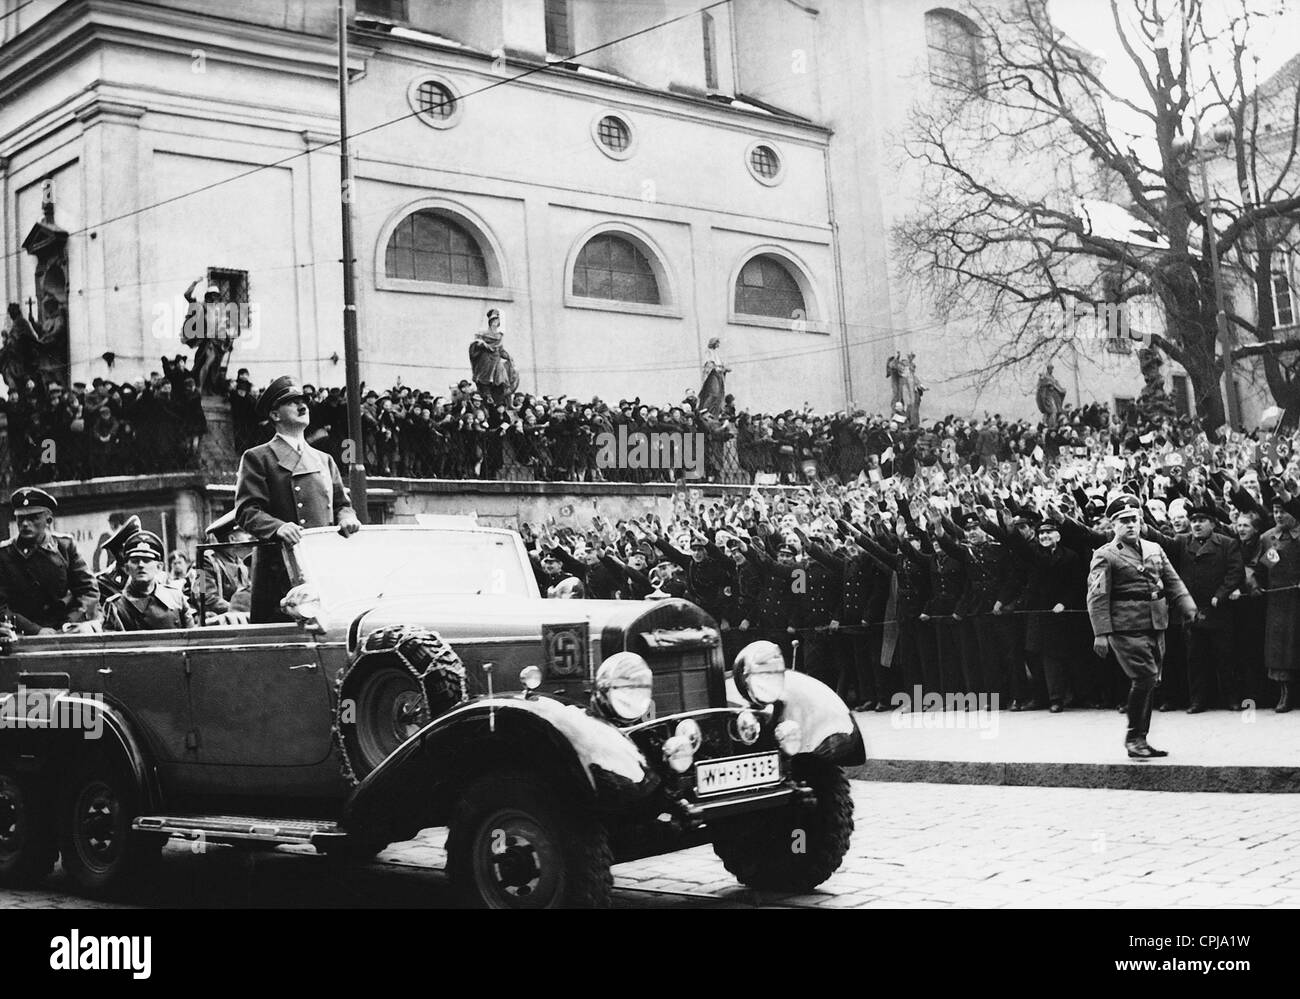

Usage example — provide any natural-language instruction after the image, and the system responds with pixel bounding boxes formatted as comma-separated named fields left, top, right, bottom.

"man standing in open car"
left=235, top=375, right=360, bottom=622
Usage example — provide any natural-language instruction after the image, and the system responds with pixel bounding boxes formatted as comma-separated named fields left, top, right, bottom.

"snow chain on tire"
left=334, top=626, right=468, bottom=785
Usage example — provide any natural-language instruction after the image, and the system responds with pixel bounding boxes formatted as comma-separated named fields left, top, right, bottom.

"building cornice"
left=0, top=0, right=372, bottom=104
left=352, top=26, right=831, bottom=143
left=72, top=96, right=146, bottom=127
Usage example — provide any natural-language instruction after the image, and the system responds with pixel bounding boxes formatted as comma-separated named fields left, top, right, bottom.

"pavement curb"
left=845, top=759, right=1300, bottom=793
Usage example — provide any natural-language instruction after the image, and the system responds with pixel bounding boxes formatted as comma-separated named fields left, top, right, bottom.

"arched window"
left=734, top=254, right=805, bottom=319
left=572, top=233, right=660, bottom=304
left=384, top=210, right=489, bottom=286
left=925, top=9, right=981, bottom=90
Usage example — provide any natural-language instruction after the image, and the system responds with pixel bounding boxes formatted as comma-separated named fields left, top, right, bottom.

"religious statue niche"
left=20, top=178, right=71, bottom=389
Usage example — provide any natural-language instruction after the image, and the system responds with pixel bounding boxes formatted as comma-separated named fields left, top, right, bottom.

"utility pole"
left=338, top=0, right=368, bottom=521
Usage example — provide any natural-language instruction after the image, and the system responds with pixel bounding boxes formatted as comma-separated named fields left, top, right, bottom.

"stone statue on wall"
left=20, top=176, right=71, bottom=389
left=887, top=351, right=924, bottom=426
left=700, top=337, right=729, bottom=415
left=1036, top=364, right=1067, bottom=425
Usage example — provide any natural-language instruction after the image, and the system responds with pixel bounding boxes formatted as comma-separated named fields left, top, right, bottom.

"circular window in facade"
left=591, top=111, right=636, bottom=160
left=746, top=142, right=784, bottom=185
left=408, top=76, right=462, bottom=129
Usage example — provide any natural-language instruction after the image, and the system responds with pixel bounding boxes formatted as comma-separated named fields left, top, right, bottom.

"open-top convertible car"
left=0, top=523, right=864, bottom=907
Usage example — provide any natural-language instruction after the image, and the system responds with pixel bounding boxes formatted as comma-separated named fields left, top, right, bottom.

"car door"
left=184, top=622, right=334, bottom=767
left=98, top=627, right=194, bottom=771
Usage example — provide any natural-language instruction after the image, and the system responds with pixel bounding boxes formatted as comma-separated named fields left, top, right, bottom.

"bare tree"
left=894, top=0, right=1300, bottom=430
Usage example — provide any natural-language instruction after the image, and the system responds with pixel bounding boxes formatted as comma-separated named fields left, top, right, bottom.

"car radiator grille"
left=645, top=647, right=715, bottom=717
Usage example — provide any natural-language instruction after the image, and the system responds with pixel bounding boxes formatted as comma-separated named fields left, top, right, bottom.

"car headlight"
left=519, top=665, right=543, bottom=691
left=594, top=652, right=654, bottom=722
left=733, top=641, right=787, bottom=707
left=774, top=720, right=802, bottom=756
left=675, top=718, right=702, bottom=752
left=662, top=735, right=695, bottom=773
left=734, top=709, right=761, bottom=745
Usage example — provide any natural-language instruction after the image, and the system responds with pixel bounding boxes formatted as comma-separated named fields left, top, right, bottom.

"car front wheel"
left=0, top=768, right=58, bottom=888
left=710, top=756, right=853, bottom=892
left=446, top=772, right=612, bottom=909
left=57, top=758, right=164, bottom=899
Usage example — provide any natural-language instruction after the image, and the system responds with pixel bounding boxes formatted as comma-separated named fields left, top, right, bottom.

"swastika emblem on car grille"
left=543, top=622, right=589, bottom=677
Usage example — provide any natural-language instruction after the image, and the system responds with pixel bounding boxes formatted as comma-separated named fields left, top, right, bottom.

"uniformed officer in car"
left=0, top=487, right=98, bottom=634
left=102, top=530, right=195, bottom=632
left=1087, top=494, right=1196, bottom=759
left=95, top=514, right=141, bottom=602
left=234, top=375, right=360, bottom=621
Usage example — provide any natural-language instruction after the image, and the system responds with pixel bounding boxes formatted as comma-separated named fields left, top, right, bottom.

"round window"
left=591, top=112, right=636, bottom=160
left=408, top=76, right=463, bottom=129
left=749, top=144, right=781, bottom=182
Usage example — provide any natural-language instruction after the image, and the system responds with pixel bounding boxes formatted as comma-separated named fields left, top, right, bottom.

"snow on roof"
left=1074, top=198, right=1168, bottom=250
left=570, top=63, right=641, bottom=86
left=388, top=26, right=470, bottom=50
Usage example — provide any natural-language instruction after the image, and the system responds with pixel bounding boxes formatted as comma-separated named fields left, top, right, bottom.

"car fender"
left=342, top=697, right=657, bottom=837
left=725, top=671, right=866, bottom=765
left=0, top=690, right=162, bottom=808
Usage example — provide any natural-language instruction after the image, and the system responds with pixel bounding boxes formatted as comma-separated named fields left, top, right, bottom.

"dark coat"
left=234, top=435, right=353, bottom=539
left=1146, top=528, right=1244, bottom=631
left=234, top=435, right=353, bottom=622
left=0, top=532, right=98, bottom=633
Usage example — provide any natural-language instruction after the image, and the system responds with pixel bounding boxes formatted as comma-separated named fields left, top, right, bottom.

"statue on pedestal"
left=1036, top=363, right=1067, bottom=425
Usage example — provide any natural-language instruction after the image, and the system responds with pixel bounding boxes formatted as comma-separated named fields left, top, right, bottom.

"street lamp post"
left=337, top=0, right=368, bottom=521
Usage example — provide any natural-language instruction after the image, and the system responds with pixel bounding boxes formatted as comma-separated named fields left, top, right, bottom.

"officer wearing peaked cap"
left=235, top=375, right=359, bottom=622
left=1087, top=493, right=1197, bottom=758
left=0, top=487, right=98, bottom=635
left=95, top=514, right=141, bottom=602
left=102, top=530, right=194, bottom=632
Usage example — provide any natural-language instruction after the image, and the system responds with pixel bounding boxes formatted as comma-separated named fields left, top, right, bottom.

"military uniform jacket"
left=747, top=545, right=801, bottom=630
left=235, top=435, right=353, bottom=540
left=1087, top=537, right=1196, bottom=637
left=103, top=580, right=195, bottom=631
left=937, top=534, right=1009, bottom=617
left=0, top=533, right=98, bottom=633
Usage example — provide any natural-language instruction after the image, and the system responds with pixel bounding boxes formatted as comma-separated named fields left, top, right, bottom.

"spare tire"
left=335, top=626, right=467, bottom=783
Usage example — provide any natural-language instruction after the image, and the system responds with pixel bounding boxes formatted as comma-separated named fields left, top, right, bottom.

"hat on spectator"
left=122, top=530, right=165, bottom=561
left=1186, top=504, right=1219, bottom=522
left=778, top=534, right=800, bottom=555
left=958, top=511, right=983, bottom=529
left=1106, top=494, right=1142, bottom=519
left=257, top=375, right=305, bottom=421
left=104, top=515, right=143, bottom=561
left=689, top=531, right=708, bottom=549
left=1036, top=518, right=1062, bottom=534
left=9, top=487, right=57, bottom=518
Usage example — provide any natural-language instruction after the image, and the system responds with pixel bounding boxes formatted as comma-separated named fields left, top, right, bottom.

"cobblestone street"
left=6, top=780, right=1300, bottom=910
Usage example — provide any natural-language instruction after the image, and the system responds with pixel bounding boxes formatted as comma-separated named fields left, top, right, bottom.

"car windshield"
left=297, top=529, right=533, bottom=606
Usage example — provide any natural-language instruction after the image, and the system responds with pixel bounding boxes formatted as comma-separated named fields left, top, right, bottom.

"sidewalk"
left=846, top=704, right=1300, bottom=792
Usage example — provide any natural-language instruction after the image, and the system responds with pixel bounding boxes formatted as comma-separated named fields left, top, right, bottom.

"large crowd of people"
left=2, top=356, right=207, bottom=482
left=519, top=424, right=1300, bottom=716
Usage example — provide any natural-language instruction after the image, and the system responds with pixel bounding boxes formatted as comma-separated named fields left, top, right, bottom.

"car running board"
left=133, top=814, right=347, bottom=847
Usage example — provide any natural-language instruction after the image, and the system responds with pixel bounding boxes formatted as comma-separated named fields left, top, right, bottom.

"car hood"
left=341, top=594, right=713, bottom=645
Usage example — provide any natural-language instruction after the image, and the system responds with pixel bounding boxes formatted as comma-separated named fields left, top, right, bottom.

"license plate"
left=694, top=753, right=782, bottom=796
